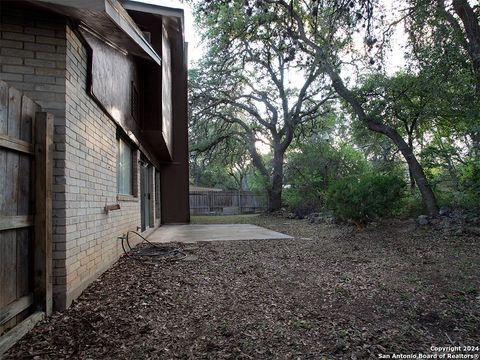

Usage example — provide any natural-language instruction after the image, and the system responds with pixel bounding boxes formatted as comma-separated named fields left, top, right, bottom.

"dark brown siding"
left=160, top=30, right=189, bottom=224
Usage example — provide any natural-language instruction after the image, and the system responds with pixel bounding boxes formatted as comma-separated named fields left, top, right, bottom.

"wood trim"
left=0, top=216, right=34, bottom=231
left=34, top=112, right=53, bottom=316
left=0, top=295, right=34, bottom=326
left=0, top=312, right=44, bottom=357
left=0, top=134, right=34, bottom=155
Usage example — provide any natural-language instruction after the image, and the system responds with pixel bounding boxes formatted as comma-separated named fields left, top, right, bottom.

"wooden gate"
left=0, top=81, right=53, bottom=356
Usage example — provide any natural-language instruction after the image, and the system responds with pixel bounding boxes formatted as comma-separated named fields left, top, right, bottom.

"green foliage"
left=246, top=169, right=271, bottom=197
left=458, top=159, right=480, bottom=209
left=284, top=142, right=370, bottom=209
left=395, top=189, right=425, bottom=218
left=189, top=0, right=480, bottom=217
left=326, top=173, right=406, bottom=222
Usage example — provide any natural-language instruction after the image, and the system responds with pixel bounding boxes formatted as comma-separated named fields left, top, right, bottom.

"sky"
left=131, top=0, right=409, bottom=72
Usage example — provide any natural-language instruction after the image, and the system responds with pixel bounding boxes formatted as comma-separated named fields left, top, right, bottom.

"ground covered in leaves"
left=5, top=215, right=480, bottom=359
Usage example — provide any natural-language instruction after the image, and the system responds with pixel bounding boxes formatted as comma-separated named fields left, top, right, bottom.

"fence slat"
left=0, top=216, right=34, bottom=231
left=189, top=191, right=266, bottom=215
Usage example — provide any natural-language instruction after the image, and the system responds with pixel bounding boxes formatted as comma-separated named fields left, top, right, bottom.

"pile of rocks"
left=306, top=212, right=336, bottom=224
left=416, top=207, right=480, bottom=235
left=286, top=211, right=336, bottom=224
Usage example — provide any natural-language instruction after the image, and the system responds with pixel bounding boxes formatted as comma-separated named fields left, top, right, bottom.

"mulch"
left=4, top=216, right=480, bottom=359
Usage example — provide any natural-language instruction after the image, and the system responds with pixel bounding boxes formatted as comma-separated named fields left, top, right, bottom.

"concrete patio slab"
left=148, top=224, right=292, bottom=243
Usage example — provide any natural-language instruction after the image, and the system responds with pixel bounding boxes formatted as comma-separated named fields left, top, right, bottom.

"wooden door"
left=0, top=81, right=53, bottom=355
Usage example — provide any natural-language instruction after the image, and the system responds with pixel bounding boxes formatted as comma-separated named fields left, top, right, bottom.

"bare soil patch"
left=5, top=216, right=480, bottom=359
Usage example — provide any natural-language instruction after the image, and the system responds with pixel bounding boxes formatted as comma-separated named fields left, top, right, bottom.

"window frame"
left=116, top=136, right=134, bottom=196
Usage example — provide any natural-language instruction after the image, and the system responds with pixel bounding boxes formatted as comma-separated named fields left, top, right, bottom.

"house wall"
left=61, top=26, right=144, bottom=309
left=0, top=5, right=157, bottom=310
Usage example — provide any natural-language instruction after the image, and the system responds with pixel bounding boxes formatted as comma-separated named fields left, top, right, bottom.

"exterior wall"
left=0, top=7, right=66, bottom=118
left=61, top=26, right=143, bottom=309
left=0, top=6, right=153, bottom=310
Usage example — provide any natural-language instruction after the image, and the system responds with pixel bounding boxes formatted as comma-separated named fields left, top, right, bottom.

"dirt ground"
left=5, top=215, right=480, bottom=359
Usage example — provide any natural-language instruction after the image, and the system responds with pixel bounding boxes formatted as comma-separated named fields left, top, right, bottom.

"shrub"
left=458, top=158, right=480, bottom=210
left=326, top=173, right=406, bottom=224
left=395, top=189, right=425, bottom=218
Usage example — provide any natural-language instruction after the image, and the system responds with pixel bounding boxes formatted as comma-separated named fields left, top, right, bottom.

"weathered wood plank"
left=0, top=134, right=34, bottom=155
left=0, top=230, right=17, bottom=335
left=34, top=112, right=53, bottom=316
left=0, top=295, right=33, bottom=326
left=0, top=82, right=8, bottom=336
left=7, top=87, right=21, bottom=138
left=0, top=81, right=8, bottom=134
left=0, top=311, right=44, bottom=357
left=18, top=97, right=36, bottom=310
left=0, top=216, right=34, bottom=231
left=17, top=152, right=34, bottom=306
left=19, top=95, right=37, bottom=143
left=1, top=87, right=21, bottom=335
left=16, top=229, right=32, bottom=304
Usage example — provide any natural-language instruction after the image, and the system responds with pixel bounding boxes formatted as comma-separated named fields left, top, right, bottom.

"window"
left=117, top=137, right=133, bottom=195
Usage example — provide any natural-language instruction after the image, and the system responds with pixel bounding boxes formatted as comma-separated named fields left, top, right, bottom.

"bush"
left=395, top=189, right=425, bottom=218
left=283, top=143, right=370, bottom=210
left=326, top=173, right=406, bottom=224
left=458, top=158, right=480, bottom=210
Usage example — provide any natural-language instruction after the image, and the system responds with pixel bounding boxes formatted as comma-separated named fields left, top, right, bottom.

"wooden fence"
left=190, top=191, right=267, bottom=216
left=0, top=81, right=53, bottom=356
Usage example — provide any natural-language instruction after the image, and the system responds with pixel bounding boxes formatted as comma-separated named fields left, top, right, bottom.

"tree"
left=190, top=2, right=334, bottom=210
left=193, top=0, right=479, bottom=216
left=250, top=0, right=440, bottom=215
left=405, top=0, right=480, bottom=153
left=354, top=72, right=441, bottom=187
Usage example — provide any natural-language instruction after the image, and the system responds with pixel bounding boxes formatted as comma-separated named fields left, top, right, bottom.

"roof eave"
left=121, top=0, right=185, bottom=44
left=24, top=0, right=161, bottom=65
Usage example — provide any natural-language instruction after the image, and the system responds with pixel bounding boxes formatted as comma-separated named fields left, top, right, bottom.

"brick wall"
left=1, top=7, right=147, bottom=310
left=62, top=26, right=142, bottom=308
left=0, top=9, right=66, bottom=118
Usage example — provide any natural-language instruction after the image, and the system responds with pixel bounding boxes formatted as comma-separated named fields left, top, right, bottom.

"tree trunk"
left=267, top=149, right=284, bottom=212
left=285, top=2, right=439, bottom=215
left=408, top=136, right=416, bottom=188
left=396, top=138, right=438, bottom=216
left=452, top=0, right=480, bottom=94
left=323, top=61, right=439, bottom=216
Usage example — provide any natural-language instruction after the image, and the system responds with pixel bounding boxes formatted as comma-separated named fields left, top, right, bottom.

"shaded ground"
left=5, top=215, right=480, bottom=359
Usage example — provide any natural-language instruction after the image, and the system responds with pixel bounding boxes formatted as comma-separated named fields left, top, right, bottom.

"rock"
left=439, top=207, right=451, bottom=216
left=466, top=227, right=480, bottom=236
left=327, top=217, right=336, bottom=224
left=417, top=215, right=429, bottom=226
